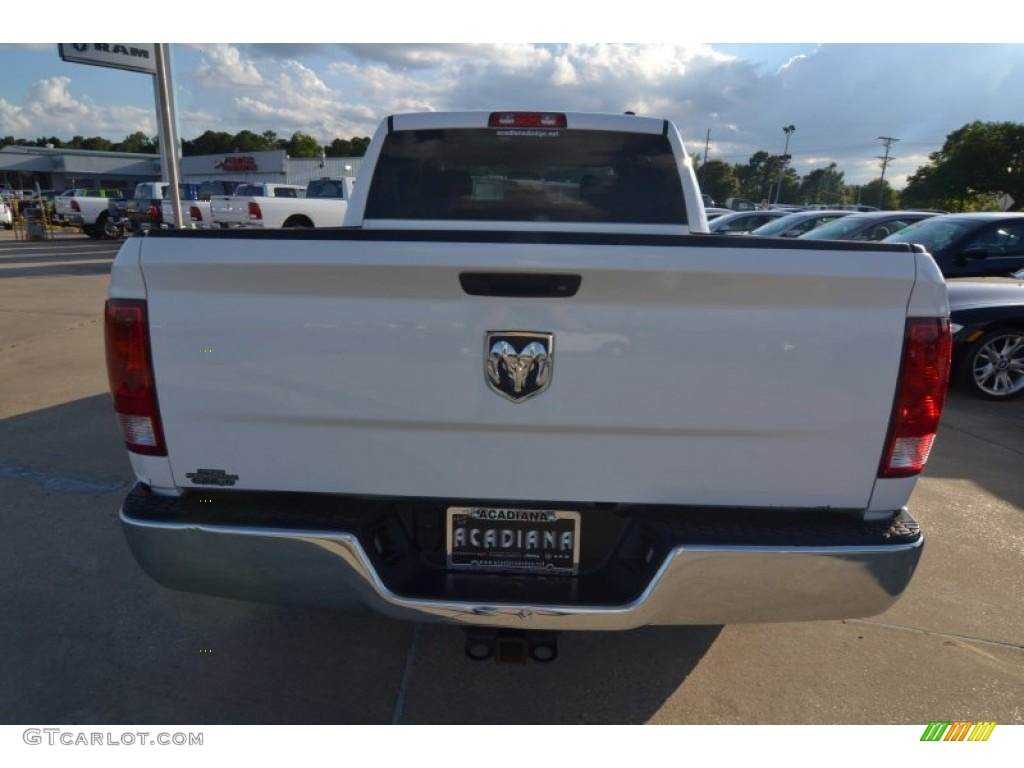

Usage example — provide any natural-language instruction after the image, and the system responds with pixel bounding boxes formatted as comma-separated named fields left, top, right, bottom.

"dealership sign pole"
left=57, top=44, right=184, bottom=228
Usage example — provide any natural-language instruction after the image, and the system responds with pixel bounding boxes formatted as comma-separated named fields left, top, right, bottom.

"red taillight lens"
left=105, top=299, right=166, bottom=456
left=488, top=111, right=567, bottom=129
left=189, top=205, right=202, bottom=222
left=71, top=199, right=81, bottom=212
left=879, top=317, right=951, bottom=477
left=248, top=201, right=262, bottom=220
left=149, top=204, right=160, bottom=221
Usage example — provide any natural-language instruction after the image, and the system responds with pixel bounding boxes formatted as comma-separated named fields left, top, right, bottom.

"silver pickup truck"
left=106, top=111, right=951, bottom=661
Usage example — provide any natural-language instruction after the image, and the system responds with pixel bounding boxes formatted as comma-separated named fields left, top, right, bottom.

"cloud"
left=0, top=75, right=152, bottom=137
left=10, top=42, right=1017, bottom=191
left=193, top=45, right=264, bottom=88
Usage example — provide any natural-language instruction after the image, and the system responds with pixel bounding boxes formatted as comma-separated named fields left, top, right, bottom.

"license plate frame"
left=446, top=506, right=581, bottom=575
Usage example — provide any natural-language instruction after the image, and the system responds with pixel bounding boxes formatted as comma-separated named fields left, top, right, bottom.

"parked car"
left=882, top=213, right=1024, bottom=278
left=0, top=198, right=11, bottom=229
left=703, top=206, right=732, bottom=220
left=947, top=270, right=1024, bottom=400
left=799, top=210, right=941, bottom=242
left=724, top=197, right=759, bottom=211
left=707, top=209, right=789, bottom=234
left=749, top=210, right=851, bottom=238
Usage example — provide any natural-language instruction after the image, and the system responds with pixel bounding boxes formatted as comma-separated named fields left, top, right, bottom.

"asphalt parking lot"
left=1, top=228, right=1021, bottom=725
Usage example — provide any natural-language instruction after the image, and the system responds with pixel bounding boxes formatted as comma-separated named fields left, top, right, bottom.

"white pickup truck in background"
left=54, top=187, right=125, bottom=239
left=209, top=177, right=353, bottom=229
left=208, top=182, right=305, bottom=228
left=107, top=111, right=951, bottom=662
left=159, top=180, right=246, bottom=229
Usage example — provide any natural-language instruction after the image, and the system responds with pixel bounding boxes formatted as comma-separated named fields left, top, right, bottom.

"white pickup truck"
left=107, top=111, right=951, bottom=661
left=158, top=180, right=246, bottom=230
left=207, top=182, right=305, bottom=228
left=209, top=178, right=351, bottom=229
left=54, top=187, right=125, bottom=239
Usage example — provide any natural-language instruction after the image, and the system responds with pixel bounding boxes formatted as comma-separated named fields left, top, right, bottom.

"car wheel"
left=98, top=213, right=122, bottom=240
left=957, top=328, right=1024, bottom=400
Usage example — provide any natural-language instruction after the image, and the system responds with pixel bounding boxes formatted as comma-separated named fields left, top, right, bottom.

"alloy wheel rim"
left=973, top=333, right=1024, bottom=396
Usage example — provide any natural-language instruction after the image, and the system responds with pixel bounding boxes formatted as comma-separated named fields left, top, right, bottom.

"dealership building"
left=0, top=145, right=364, bottom=193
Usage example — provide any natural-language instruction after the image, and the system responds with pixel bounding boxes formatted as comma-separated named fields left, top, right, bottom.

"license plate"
left=446, top=506, right=580, bottom=575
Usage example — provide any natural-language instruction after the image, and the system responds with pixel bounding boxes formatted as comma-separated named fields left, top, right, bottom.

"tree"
left=859, top=179, right=899, bottom=210
left=326, top=136, right=371, bottom=157
left=901, top=121, right=1024, bottom=211
left=182, top=130, right=234, bottom=156
left=776, top=168, right=801, bottom=205
left=116, top=131, right=156, bottom=154
left=232, top=130, right=274, bottom=153
left=696, top=159, right=738, bottom=204
left=799, top=163, right=846, bottom=206
left=285, top=132, right=321, bottom=158
left=733, top=151, right=786, bottom=203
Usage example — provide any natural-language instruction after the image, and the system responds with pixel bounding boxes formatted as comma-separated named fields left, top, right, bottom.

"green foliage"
left=734, top=151, right=784, bottom=202
left=901, top=121, right=1024, bottom=211
left=326, top=136, right=371, bottom=157
left=232, top=130, right=275, bottom=152
left=285, top=132, right=321, bottom=158
left=115, top=131, right=157, bottom=154
left=859, top=179, right=899, bottom=210
left=798, top=163, right=845, bottom=206
left=697, top=160, right=739, bottom=204
left=65, top=135, right=113, bottom=151
left=182, top=130, right=235, bottom=156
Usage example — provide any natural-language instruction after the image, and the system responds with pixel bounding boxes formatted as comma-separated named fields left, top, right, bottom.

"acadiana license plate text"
left=446, top=507, right=580, bottom=574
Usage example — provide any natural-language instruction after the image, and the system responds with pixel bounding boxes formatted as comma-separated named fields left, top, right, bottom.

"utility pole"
left=774, top=125, right=796, bottom=205
left=153, top=44, right=183, bottom=228
left=698, top=128, right=711, bottom=183
left=876, top=136, right=899, bottom=210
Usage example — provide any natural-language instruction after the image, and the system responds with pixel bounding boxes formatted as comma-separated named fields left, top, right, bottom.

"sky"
left=1, top=10, right=1021, bottom=188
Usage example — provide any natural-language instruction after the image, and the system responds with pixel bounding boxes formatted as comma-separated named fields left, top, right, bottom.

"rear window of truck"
left=364, top=128, right=686, bottom=224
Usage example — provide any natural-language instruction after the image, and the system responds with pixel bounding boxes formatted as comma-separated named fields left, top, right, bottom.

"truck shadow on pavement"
left=397, top=623, right=722, bottom=724
left=924, top=390, right=1024, bottom=510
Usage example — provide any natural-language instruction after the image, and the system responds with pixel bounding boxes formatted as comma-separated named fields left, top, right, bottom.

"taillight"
left=149, top=204, right=160, bottom=221
left=189, top=205, right=202, bottom=222
left=71, top=199, right=81, bottom=212
left=248, top=201, right=262, bottom=220
left=879, top=317, right=951, bottom=478
left=105, top=299, right=166, bottom=456
left=488, top=111, right=567, bottom=129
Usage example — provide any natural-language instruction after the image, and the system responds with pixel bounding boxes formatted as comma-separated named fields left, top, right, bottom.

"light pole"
left=774, top=125, right=796, bottom=205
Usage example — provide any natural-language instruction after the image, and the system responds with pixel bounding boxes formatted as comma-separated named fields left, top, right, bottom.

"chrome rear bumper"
left=120, top=485, right=923, bottom=631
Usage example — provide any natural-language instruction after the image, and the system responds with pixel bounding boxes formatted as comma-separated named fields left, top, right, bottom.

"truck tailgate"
left=136, top=233, right=918, bottom=510
left=209, top=196, right=250, bottom=227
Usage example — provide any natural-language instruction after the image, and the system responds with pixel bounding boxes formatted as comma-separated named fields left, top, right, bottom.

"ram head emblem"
left=484, top=332, right=554, bottom=402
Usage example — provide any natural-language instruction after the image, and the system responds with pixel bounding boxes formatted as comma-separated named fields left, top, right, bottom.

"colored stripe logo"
left=920, top=721, right=996, bottom=741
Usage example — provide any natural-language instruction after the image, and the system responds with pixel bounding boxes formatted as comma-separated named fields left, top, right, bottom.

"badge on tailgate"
left=485, top=331, right=553, bottom=402
left=447, top=507, right=580, bottom=575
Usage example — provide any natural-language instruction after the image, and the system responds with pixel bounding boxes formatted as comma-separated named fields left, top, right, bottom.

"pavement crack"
left=390, top=624, right=420, bottom=725
left=848, top=618, right=1024, bottom=652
